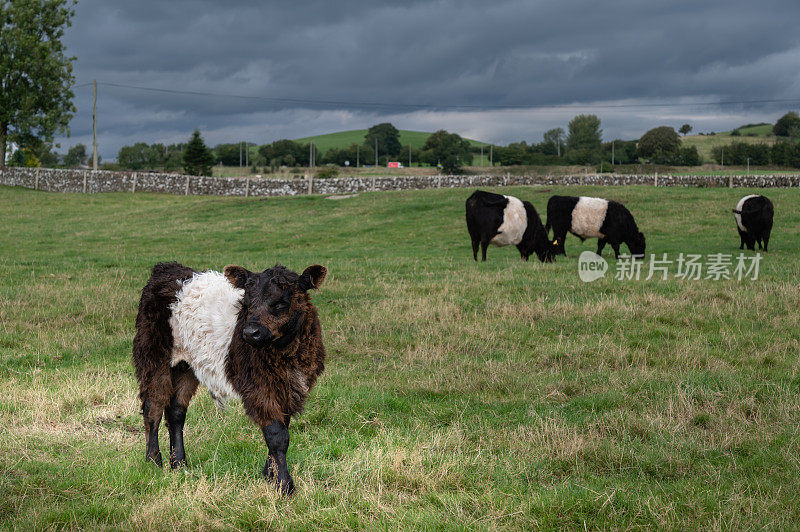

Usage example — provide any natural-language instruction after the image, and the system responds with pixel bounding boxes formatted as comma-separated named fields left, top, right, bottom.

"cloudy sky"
left=56, top=0, right=800, bottom=159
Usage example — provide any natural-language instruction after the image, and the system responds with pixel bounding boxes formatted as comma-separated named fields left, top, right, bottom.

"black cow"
left=733, top=195, right=773, bottom=251
left=465, top=190, right=556, bottom=262
left=545, top=195, right=645, bottom=258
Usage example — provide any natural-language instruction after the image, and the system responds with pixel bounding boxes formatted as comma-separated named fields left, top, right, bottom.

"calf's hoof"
left=146, top=451, right=163, bottom=468
left=263, top=463, right=295, bottom=496
left=276, top=476, right=295, bottom=496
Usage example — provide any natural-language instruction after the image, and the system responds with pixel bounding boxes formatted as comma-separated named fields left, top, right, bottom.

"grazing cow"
left=465, top=190, right=556, bottom=262
left=545, top=195, right=646, bottom=258
left=733, top=195, right=773, bottom=251
left=133, top=261, right=327, bottom=495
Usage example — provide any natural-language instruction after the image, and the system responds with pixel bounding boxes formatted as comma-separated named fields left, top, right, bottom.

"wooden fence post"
left=245, top=177, right=250, bottom=197
left=35, top=168, right=40, bottom=190
left=132, top=172, right=137, bottom=193
left=654, top=172, right=658, bottom=187
left=185, top=175, right=190, bottom=195
left=371, top=175, right=376, bottom=191
left=307, top=174, right=313, bottom=195
left=729, top=171, right=733, bottom=188
left=83, top=171, right=87, bottom=193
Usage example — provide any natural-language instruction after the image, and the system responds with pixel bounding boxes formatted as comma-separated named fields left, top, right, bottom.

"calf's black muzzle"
left=242, top=321, right=273, bottom=347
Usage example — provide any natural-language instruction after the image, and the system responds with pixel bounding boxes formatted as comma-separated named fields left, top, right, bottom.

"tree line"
left=10, top=111, right=800, bottom=175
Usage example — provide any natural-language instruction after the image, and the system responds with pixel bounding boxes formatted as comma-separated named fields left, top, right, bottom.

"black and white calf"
left=545, top=195, right=646, bottom=258
left=133, top=262, right=328, bottom=495
left=733, top=195, right=773, bottom=251
left=465, top=190, right=556, bottom=262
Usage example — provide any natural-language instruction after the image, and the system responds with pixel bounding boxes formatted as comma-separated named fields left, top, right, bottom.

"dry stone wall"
left=1, top=166, right=798, bottom=197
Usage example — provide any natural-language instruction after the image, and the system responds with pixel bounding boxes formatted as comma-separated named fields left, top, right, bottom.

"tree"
left=258, top=139, right=310, bottom=167
left=63, top=143, right=87, bottom=167
left=419, top=130, right=472, bottom=173
left=183, top=130, right=215, bottom=176
left=711, top=142, right=769, bottom=166
left=542, top=128, right=566, bottom=157
left=214, top=142, right=247, bottom=166
left=566, top=115, right=602, bottom=164
left=773, top=112, right=800, bottom=137
left=602, top=140, right=638, bottom=165
left=9, top=147, right=40, bottom=167
left=636, top=126, right=681, bottom=162
left=164, top=149, right=183, bottom=172
left=117, top=142, right=151, bottom=170
left=679, top=124, right=692, bottom=136
left=772, top=141, right=800, bottom=168
left=364, top=123, right=402, bottom=158
left=0, top=0, right=77, bottom=167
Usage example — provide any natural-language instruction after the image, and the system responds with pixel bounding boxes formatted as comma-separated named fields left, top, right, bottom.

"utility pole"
left=747, top=157, right=750, bottom=175
left=480, top=145, right=484, bottom=168
left=611, top=141, right=615, bottom=165
left=490, top=145, right=493, bottom=167
left=721, top=148, right=724, bottom=167
left=375, top=138, right=378, bottom=167
left=92, top=80, right=98, bottom=170
left=356, top=144, right=359, bottom=168
left=245, top=142, right=249, bottom=167
left=409, top=145, right=411, bottom=168
left=309, top=143, right=313, bottom=168
left=239, top=142, right=242, bottom=167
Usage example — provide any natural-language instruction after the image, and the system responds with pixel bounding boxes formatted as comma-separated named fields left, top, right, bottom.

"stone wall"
left=1, top=166, right=798, bottom=197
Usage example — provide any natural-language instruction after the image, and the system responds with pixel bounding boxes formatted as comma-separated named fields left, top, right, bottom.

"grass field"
left=683, top=128, right=776, bottom=162
left=293, top=129, right=489, bottom=153
left=2, top=184, right=800, bottom=529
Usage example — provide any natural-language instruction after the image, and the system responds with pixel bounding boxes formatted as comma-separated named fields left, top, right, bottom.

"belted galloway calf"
left=465, top=190, right=556, bottom=262
left=545, top=195, right=646, bottom=258
left=133, top=261, right=327, bottom=495
left=733, top=195, right=773, bottom=251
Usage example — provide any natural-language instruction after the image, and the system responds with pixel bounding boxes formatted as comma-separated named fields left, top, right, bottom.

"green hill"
left=734, top=123, right=773, bottom=136
left=682, top=127, right=776, bottom=162
left=293, top=129, right=489, bottom=153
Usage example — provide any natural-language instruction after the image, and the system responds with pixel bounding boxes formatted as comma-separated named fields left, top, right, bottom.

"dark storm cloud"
left=56, top=0, right=800, bottom=158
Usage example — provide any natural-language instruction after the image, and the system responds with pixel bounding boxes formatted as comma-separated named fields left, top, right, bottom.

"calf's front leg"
left=262, top=419, right=294, bottom=495
left=142, top=398, right=164, bottom=467
left=165, top=397, right=188, bottom=469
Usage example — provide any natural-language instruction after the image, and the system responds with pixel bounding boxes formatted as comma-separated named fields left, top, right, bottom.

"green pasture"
left=1, top=184, right=799, bottom=529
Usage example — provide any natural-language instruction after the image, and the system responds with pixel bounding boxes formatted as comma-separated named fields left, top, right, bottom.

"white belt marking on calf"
left=734, top=194, right=759, bottom=232
left=169, top=271, right=243, bottom=405
left=571, top=197, right=608, bottom=238
left=491, top=195, right=527, bottom=246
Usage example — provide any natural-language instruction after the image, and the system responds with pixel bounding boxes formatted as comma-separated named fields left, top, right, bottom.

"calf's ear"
left=224, top=265, right=253, bottom=288
left=299, top=265, right=327, bottom=291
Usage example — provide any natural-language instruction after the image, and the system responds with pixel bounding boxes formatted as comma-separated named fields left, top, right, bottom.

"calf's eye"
left=271, top=302, right=289, bottom=314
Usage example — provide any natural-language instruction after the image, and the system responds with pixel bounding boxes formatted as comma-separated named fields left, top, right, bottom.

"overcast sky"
left=56, top=0, right=800, bottom=159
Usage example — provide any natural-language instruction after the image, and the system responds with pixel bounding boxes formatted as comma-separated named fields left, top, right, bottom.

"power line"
left=75, top=80, right=800, bottom=112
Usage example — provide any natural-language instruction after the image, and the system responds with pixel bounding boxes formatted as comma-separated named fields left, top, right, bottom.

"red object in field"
left=387, top=161, right=401, bottom=168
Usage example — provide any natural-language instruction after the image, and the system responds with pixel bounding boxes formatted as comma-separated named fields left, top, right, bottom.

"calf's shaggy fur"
left=133, top=261, right=327, bottom=495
